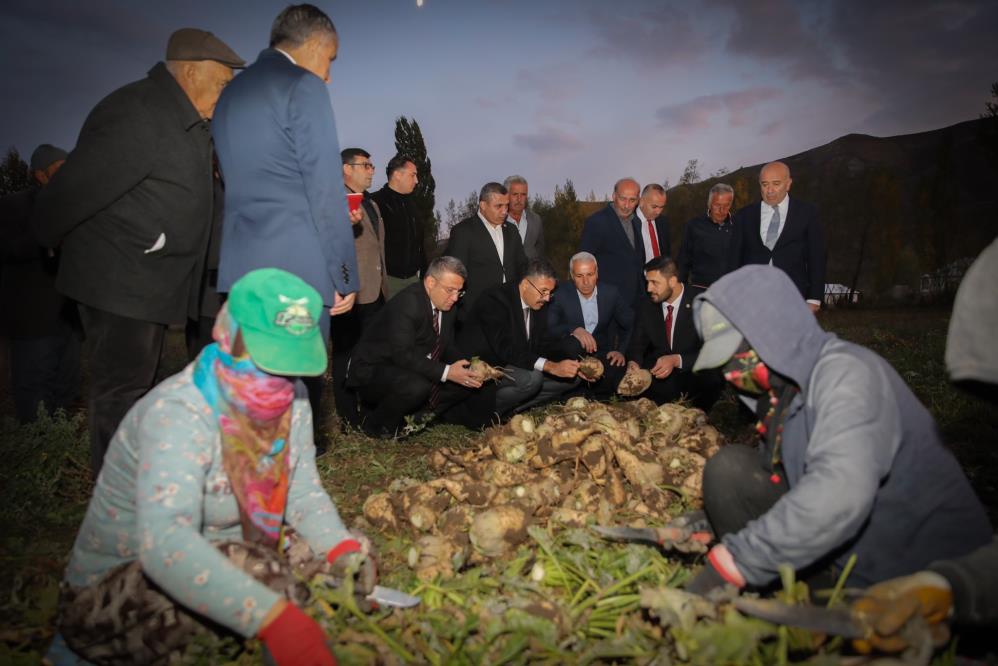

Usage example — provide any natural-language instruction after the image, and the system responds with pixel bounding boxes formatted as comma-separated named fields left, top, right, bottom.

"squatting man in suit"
left=346, top=256, right=495, bottom=439
left=331, top=147, right=388, bottom=428
left=458, top=259, right=581, bottom=417
left=626, top=256, right=722, bottom=410
left=445, top=181, right=528, bottom=319
left=727, top=161, right=825, bottom=313
left=212, top=4, right=362, bottom=434
left=580, top=178, right=644, bottom=313
left=33, top=28, right=244, bottom=474
left=677, top=182, right=735, bottom=288
left=547, top=252, right=633, bottom=399
left=504, top=175, right=545, bottom=261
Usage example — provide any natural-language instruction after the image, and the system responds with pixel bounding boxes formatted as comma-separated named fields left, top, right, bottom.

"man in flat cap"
left=1, top=144, right=80, bottom=423
left=212, top=4, right=360, bottom=430
left=33, top=28, right=244, bottom=475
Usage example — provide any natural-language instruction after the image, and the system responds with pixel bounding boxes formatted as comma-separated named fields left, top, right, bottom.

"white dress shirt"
left=661, top=284, right=684, bottom=368
left=577, top=286, right=599, bottom=334
left=521, top=298, right=547, bottom=372
left=478, top=212, right=505, bottom=279
left=507, top=211, right=529, bottom=244
left=636, top=207, right=662, bottom=259
left=759, top=195, right=789, bottom=248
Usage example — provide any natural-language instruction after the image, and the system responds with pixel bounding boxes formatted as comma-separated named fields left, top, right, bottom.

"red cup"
left=347, top=192, right=363, bottom=213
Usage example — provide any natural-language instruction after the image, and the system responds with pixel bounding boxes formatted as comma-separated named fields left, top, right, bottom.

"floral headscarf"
left=721, top=343, right=799, bottom=484
left=193, top=304, right=295, bottom=547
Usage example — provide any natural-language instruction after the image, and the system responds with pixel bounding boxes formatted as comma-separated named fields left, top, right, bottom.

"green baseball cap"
left=227, top=268, right=327, bottom=376
left=692, top=300, right=744, bottom=373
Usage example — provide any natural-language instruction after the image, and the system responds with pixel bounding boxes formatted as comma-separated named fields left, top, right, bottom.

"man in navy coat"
left=727, top=161, right=825, bottom=312
left=213, top=5, right=359, bottom=324
left=548, top=252, right=633, bottom=398
left=580, top=178, right=645, bottom=312
left=212, top=5, right=359, bottom=432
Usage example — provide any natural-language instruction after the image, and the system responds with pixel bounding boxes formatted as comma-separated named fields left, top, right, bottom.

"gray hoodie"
left=695, top=266, right=992, bottom=587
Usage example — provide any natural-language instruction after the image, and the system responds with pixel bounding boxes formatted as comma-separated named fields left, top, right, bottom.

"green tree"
left=678, top=159, right=701, bottom=185
left=537, top=179, right=584, bottom=278
left=393, top=116, right=437, bottom=249
left=0, top=147, right=31, bottom=197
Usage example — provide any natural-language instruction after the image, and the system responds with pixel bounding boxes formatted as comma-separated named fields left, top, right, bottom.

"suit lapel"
left=772, top=198, right=797, bottom=252
left=501, top=223, right=518, bottom=276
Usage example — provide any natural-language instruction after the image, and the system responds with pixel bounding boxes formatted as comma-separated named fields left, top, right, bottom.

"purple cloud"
left=656, top=87, right=783, bottom=131
left=586, top=6, right=706, bottom=69
left=512, top=127, right=585, bottom=153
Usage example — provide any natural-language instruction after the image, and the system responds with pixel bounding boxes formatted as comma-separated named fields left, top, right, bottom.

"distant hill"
left=573, top=118, right=998, bottom=297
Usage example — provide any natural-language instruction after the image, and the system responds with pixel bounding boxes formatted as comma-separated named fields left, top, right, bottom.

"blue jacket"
left=212, top=49, right=357, bottom=304
left=547, top=281, right=633, bottom=354
left=579, top=205, right=643, bottom=310
left=697, top=266, right=992, bottom=587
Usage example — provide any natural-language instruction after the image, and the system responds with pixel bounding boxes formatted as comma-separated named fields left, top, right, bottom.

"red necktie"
left=648, top=220, right=661, bottom=258
left=665, top=304, right=673, bottom=348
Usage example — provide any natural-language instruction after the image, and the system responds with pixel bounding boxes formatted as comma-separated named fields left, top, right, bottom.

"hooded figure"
left=686, top=265, right=991, bottom=594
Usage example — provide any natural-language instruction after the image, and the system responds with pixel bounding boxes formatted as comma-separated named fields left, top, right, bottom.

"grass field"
left=1, top=305, right=995, bottom=662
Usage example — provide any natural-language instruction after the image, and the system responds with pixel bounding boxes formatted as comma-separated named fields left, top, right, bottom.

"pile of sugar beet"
left=361, top=396, right=723, bottom=581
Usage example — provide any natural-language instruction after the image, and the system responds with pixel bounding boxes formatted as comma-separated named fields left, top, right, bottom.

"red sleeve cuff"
left=326, top=539, right=362, bottom=564
left=708, top=545, right=746, bottom=588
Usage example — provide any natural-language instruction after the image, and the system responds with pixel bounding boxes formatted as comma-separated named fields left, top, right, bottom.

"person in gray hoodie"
left=683, top=265, right=992, bottom=595
left=847, top=237, right=998, bottom=655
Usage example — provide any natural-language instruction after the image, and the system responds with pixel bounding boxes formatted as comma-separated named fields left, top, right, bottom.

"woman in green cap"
left=49, top=268, right=368, bottom=666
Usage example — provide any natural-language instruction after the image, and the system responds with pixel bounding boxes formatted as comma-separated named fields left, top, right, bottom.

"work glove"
left=258, top=602, right=336, bottom=666
left=685, top=544, right=746, bottom=596
left=661, top=510, right=714, bottom=554
left=851, top=571, right=953, bottom=654
left=326, top=532, right=378, bottom=597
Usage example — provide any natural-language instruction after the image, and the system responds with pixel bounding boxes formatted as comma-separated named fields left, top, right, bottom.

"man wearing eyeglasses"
left=347, top=256, right=495, bottom=438
left=331, top=148, right=387, bottom=427
left=458, top=258, right=581, bottom=417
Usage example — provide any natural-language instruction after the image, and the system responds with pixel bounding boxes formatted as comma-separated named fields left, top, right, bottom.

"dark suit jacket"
left=1, top=188, right=77, bottom=338
left=514, top=209, right=545, bottom=261
left=638, top=215, right=671, bottom=264
left=32, top=63, right=213, bottom=325
left=445, top=215, right=528, bottom=314
left=547, top=281, right=634, bottom=354
left=579, top=205, right=644, bottom=309
left=347, top=282, right=460, bottom=386
left=212, top=49, right=358, bottom=305
left=457, top=282, right=568, bottom=370
left=727, top=198, right=826, bottom=301
left=626, top=285, right=704, bottom=371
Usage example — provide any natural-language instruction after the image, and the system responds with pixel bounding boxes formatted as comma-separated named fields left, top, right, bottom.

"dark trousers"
left=184, top=316, right=216, bottom=362
left=562, top=339, right=628, bottom=400
left=702, top=444, right=842, bottom=590
left=78, top=305, right=165, bottom=476
left=702, top=444, right=789, bottom=539
left=645, top=367, right=724, bottom=411
left=330, top=298, right=383, bottom=426
left=301, top=312, right=332, bottom=442
left=10, top=320, right=81, bottom=423
left=353, top=364, right=495, bottom=434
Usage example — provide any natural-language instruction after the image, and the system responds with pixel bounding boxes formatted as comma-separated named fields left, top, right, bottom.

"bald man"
left=727, top=161, right=825, bottom=312
left=579, top=178, right=645, bottom=313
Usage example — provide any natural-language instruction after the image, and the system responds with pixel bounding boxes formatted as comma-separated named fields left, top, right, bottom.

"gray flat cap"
left=30, top=144, right=68, bottom=172
left=166, top=28, right=245, bottom=68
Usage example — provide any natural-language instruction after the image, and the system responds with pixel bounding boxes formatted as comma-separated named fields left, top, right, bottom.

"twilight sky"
left=2, top=0, right=996, bottom=215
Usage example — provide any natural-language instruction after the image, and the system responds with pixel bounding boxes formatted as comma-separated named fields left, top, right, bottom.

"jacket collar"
left=147, top=61, right=206, bottom=132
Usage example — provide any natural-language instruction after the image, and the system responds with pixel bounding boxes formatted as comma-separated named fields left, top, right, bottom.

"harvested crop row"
left=361, top=396, right=725, bottom=581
